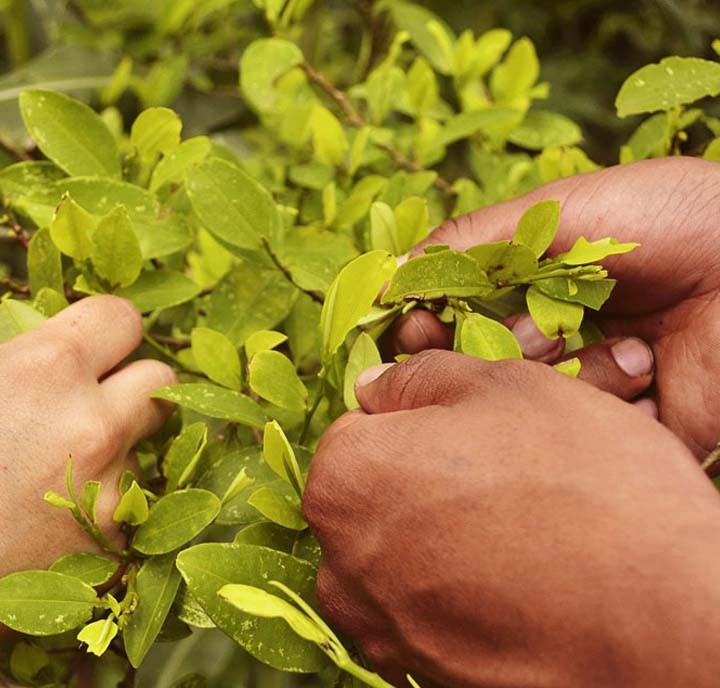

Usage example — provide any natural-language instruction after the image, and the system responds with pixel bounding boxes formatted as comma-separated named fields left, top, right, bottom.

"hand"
left=0, top=296, right=175, bottom=577
left=389, top=157, right=720, bottom=456
left=304, top=350, right=720, bottom=688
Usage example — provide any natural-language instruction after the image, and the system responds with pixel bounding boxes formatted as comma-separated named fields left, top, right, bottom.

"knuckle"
left=75, top=411, right=123, bottom=462
left=360, top=639, right=395, bottom=670
left=395, top=349, right=470, bottom=405
left=303, top=413, right=367, bottom=535
left=33, top=335, right=84, bottom=372
left=423, top=215, right=465, bottom=250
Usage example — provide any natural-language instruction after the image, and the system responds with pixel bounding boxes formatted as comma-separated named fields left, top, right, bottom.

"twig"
left=143, top=332, right=185, bottom=367
left=261, top=237, right=324, bottom=305
left=4, top=210, right=30, bottom=250
left=702, top=443, right=720, bottom=475
left=301, top=63, right=455, bottom=196
left=0, top=134, right=31, bottom=162
left=0, top=275, right=30, bottom=295
left=300, top=384, right=324, bottom=445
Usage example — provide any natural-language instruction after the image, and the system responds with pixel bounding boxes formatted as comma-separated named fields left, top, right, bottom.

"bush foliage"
left=1, top=1, right=720, bottom=686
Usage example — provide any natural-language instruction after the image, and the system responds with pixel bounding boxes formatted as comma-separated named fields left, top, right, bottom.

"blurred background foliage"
left=1, top=0, right=719, bottom=165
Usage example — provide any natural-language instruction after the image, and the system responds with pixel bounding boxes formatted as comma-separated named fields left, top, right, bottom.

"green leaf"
left=240, top=38, right=305, bottom=113
left=18, top=177, right=156, bottom=234
left=9, top=641, right=49, bottom=683
left=27, top=227, right=63, bottom=295
left=534, top=277, right=616, bottom=311
left=196, top=448, right=272, bottom=525
left=80, top=480, right=101, bottom=523
left=0, top=570, right=98, bottom=635
left=233, top=522, right=296, bottom=553
left=248, top=484, right=307, bottom=531
left=49, top=553, right=118, bottom=587
left=557, top=237, right=639, bottom=265
left=490, top=37, right=540, bottom=104
left=33, top=287, right=68, bottom=317
left=245, top=330, right=288, bottom=359
left=113, top=481, right=149, bottom=526
left=249, top=350, right=308, bottom=412
left=49, top=193, right=97, bottom=260
left=509, top=110, right=582, bottom=150
left=19, top=89, right=120, bottom=178
left=513, top=199, right=560, bottom=258
left=391, top=3, right=456, bottom=74
left=0, top=300, right=46, bottom=344
left=263, top=420, right=304, bottom=494
left=616, top=57, right=720, bottom=117
left=191, top=328, right=242, bottom=390
left=115, top=271, right=200, bottom=312
left=554, top=358, right=582, bottom=378
left=343, top=332, right=382, bottom=409
left=77, top=617, right=118, bottom=656
left=175, top=587, right=215, bottom=629
left=526, top=286, right=584, bottom=339
left=382, top=250, right=491, bottom=303
left=440, top=108, right=524, bottom=146
left=44, top=490, right=75, bottom=511
left=123, top=554, right=182, bottom=668
left=279, top=227, right=359, bottom=293
left=130, top=107, right=182, bottom=163
left=162, top=422, right=208, bottom=492
left=393, top=196, right=430, bottom=255
left=186, top=157, right=282, bottom=253
left=310, top=105, right=348, bottom=168
left=406, top=57, right=438, bottom=115
left=207, top=262, right=297, bottom=346
left=466, top=241, right=538, bottom=285
left=370, top=201, right=397, bottom=254
left=152, top=383, right=266, bottom=429
left=176, top=543, right=328, bottom=673
left=321, top=250, right=396, bottom=357
left=218, top=584, right=324, bottom=644
left=92, top=206, right=143, bottom=288
left=459, top=312, right=522, bottom=361
left=472, top=28, right=513, bottom=77
left=132, top=489, right=221, bottom=555
left=150, top=136, right=211, bottom=192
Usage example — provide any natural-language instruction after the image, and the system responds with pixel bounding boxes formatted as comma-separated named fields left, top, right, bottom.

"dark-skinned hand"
left=389, top=157, right=720, bottom=457
left=305, top=157, right=720, bottom=686
left=305, top=351, right=720, bottom=688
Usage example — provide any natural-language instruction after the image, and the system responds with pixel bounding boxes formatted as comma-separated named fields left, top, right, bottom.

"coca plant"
left=2, top=2, right=720, bottom=686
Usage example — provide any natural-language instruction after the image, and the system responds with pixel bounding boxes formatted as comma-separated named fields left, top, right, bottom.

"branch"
left=0, top=276, right=30, bottom=295
left=301, top=63, right=455, bottom=197
left=702, top=443, right=720, bottom=476
left=261, top=237, right=325, bottom=305
left=0, top=134, right=31, bottom=162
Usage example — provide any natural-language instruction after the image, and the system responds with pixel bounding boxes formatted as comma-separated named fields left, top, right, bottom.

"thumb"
left=354, top=350, right=485, bottom=414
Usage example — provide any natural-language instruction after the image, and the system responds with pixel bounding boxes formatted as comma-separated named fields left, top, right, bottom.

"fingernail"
left=511, top=314, right=559, bottom=359
left=356, top=363, right=394, bottom=388
left=633, top=397, right=659, bottom=419
left=611, top=338, right=654, bottom=377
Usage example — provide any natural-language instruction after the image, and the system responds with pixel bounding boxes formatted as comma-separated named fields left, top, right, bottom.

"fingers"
left=413, top=158, right=720, bottom=312
left=386, top=310, right=564, bottom=362
left=101, top=359, right=176, bottom=449
left=30, top=296, right=143, bottom=379
left=384, top=310, right=453, bottom=357
left=355, top=349, right=491, bottom=413
left=505, top=313, right=565, bottom=362
left=562, top=336, right=654, bottom=400
left=633, top=397, right=659, bottom=418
